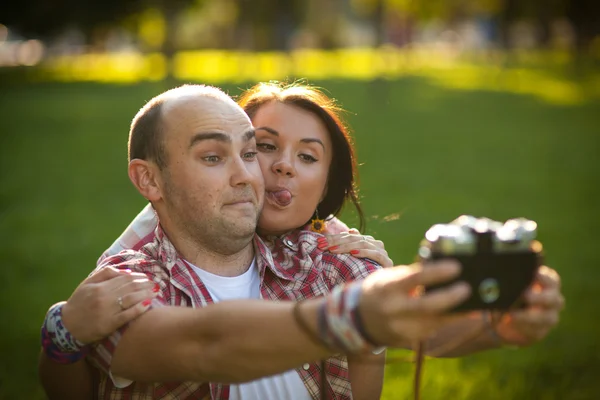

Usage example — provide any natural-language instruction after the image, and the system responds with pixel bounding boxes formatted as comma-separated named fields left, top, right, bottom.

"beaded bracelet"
left=41, top=302, right=89, bottom=364
left=317, top=282, right=385, bottom=354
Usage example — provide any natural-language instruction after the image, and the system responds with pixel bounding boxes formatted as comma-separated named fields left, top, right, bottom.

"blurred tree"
left=566, top=0, right=600, bottom=60
left=234, top=0, right=301, bottom=50
left=0, top=0, right=151, bottom=38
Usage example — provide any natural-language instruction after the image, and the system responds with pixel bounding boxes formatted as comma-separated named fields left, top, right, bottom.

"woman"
left=41, top=82, right=391, bottom=399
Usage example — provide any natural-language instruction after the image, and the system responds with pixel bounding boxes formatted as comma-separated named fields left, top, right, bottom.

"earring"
left=309, top=209, right=326, bottom=233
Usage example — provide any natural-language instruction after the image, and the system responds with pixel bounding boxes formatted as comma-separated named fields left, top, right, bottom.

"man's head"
left=127, top=85, right=264, bottom=255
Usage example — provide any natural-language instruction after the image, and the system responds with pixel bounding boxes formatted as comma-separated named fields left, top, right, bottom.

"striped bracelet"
left=41, top=302, right=89, bottom=364
left=318, top=281, right=385, bottom=354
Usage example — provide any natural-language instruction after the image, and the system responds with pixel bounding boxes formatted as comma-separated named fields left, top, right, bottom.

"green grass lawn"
left=0, top=76, right=598, bottom=399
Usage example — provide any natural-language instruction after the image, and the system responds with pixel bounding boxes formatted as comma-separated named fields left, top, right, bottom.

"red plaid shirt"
left=89, top=225, right=380, bottom=400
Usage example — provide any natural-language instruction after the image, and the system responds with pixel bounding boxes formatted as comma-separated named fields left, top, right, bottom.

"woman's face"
left=251, top=101, right=333, bottom=236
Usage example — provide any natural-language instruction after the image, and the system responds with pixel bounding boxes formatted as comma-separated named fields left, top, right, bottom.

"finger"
left=113, top=298, right=154, bottom=328
left=404, top=282, right=471, bottom=314
left=524, top=289, right=565, bottom=310
left=510, top=308, right=559, bottom=331
left=86, top=266, right=131, bottom=284
left=348, top=228, right=360, bottom=234
left=534, top=266, right=561, bottom=290
left=345, top=248, right=393, bottom=268
left=399, top=260, right=462, bottom=290
left=113, top=277, right=158, bottom=297
left=325, top=234, right=384, bottom=251
left=328, top=240, right=379, bottom=254
left=118, top=285, right=160, bottom=310
left=321, top=232, right=356, bottom=248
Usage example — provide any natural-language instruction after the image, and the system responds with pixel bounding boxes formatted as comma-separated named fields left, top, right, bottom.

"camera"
left=418, top=215, right=543, bottom=312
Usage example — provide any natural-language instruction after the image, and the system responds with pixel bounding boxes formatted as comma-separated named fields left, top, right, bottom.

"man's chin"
left=225, top=217, right=259, bottom=237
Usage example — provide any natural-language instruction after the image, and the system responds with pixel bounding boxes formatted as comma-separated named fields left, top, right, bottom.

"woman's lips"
left=266, top=189, right=292, bottom=208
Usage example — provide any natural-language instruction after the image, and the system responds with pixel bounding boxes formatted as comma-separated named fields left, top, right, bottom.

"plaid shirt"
left=90, top=217, right=379, bottom=400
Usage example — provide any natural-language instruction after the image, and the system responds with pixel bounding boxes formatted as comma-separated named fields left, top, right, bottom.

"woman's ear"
left=128, top=159, right=162, bottom=202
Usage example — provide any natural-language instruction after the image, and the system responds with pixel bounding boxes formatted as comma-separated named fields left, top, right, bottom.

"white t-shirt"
left=188, top=260, right=312, bottom=400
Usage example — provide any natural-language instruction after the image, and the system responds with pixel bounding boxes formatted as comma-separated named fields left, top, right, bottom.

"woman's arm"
left=348, top=352, right=386, bottom=400
left=38, top=267, right=157, bottom=399
left=321, top=228, right=394, bottom=268
left=98, top=203, right=158, bottom=264
left=38, top=354, right=96, bottom=400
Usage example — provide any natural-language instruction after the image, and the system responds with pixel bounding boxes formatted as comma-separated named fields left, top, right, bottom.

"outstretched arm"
left=104, top=261, right=469, bottom=383
left=110, top=299, right=331, bottom=382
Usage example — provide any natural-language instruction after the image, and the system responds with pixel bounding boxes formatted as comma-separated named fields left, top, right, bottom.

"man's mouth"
left=225, top=198, right=254, bottom=206
left=266, top=189, right=292, bottom=208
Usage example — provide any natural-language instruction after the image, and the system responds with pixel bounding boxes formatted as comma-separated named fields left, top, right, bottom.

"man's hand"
left=358, top=261, right=471, bottom=347
left=494, top=265, right=564, bottom=346
left=61, top=267, right=158, bottom=344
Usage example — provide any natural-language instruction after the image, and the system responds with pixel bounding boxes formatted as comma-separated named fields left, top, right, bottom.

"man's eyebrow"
left=189, top=132, right=231, bottom=148
left=243, top=129, right=256, bottom=142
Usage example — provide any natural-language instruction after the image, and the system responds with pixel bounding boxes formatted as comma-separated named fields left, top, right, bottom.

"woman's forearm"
left=348, top=353, right=386, bottom=400
left=38, top=351, right=95, bottom=400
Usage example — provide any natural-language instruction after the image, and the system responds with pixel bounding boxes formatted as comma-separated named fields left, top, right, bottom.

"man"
left=39, top=84, right=564, bottom=399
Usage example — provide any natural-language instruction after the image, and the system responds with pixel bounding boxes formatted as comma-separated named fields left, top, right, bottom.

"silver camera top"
left=419, top=215, right=538, bottom=257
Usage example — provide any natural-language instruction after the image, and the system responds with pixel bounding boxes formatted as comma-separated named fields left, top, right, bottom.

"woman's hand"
left=61, top=267, right=159, bottom=344
left=318, top=228, right=393, bottom=267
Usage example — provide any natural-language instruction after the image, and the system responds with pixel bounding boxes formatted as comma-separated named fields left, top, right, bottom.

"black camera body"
left=419, top=215, right=543, bottom=312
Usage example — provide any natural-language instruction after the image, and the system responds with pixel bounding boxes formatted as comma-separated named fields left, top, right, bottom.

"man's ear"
left=128, top=159, right=162, bottom=202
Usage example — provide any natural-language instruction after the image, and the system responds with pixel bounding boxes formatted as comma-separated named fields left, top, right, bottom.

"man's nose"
left=231, top=156, right=258, bottom=186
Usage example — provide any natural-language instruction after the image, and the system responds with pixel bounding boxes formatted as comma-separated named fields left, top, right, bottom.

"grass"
left=0, top=74, right=598, bottom=399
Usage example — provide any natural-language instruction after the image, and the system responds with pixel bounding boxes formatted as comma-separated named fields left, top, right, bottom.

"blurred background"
left=0, top=0, right=599, bottom=399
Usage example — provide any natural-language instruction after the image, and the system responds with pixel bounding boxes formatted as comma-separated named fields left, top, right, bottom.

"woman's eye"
left=257, top=143, right=276, bottom=151
left=299, top=154, right=318, bottom=163
left=243, top=151, right=258, bottom=160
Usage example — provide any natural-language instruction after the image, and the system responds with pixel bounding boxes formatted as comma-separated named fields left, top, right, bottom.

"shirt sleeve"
left=97, top=204, right=159, bottom=266
left=87, top=251, right=167, bottom=388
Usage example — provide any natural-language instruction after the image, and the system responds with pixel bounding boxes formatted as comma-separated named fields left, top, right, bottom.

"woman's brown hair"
left=238, top=82, right=365, bottom=232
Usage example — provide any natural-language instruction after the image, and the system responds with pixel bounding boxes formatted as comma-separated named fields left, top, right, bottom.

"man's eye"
left=203, top=155, right=221, bottom=163
left=243, top=151, right=258, bottom=160
left=257, top=143, right=276, bottom=151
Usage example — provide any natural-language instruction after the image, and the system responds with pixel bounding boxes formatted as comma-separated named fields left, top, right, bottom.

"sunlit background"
left=1, top=0, right=599, bottom=399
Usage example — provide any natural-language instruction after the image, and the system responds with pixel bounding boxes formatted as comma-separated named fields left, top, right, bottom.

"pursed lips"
left=225, top=198, right=255, bottom=206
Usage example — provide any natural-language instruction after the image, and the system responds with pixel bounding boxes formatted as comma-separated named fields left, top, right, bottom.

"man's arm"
left=421, top=311, right=499, bottom=357
left=110, top=261, right=470, bottom=383
left=112, top=299, right=332, bottom=383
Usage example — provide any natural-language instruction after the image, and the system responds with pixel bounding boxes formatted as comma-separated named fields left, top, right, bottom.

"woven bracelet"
left=41, top=302, right=89, bottom=364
